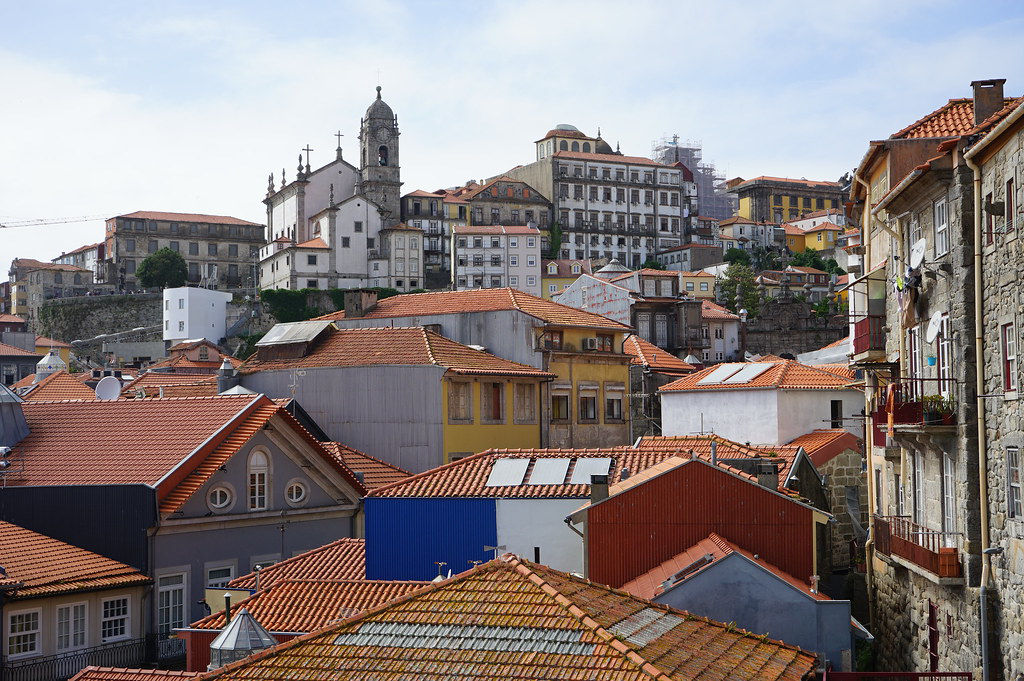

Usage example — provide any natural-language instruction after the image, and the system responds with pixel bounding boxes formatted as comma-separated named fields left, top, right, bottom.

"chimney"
left=590, top=474, right=609, bottom=504
left=217, top=357, right=240, bottom=393
left=710, top=440, right=718, bottom=466
left=756, top=460, right=779, bottom=490
left=972, top=79, right=1007, bottom=125
left=343, top=289, right=379, bottom=318
left=224, top=593, right=232, bottom=624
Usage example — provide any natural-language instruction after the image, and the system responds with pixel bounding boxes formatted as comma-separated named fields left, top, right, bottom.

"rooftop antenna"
left=483, top=544, right=507, bottom=560
left=94, top=375, right=121, bottom=401
left=434, top=561, right=447, bottom=578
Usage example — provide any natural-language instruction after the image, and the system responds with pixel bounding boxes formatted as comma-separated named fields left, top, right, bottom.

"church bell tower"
left=359, top=86, right=402, bottom=226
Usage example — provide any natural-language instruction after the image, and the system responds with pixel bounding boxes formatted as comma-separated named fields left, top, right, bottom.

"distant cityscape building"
left=163, top=286, right=232, bottom=344
left=452, top=225, right=541, bottom=296
left=726, top=176, right=847, bottom=223
left=651, top=136, right=737, bottom=220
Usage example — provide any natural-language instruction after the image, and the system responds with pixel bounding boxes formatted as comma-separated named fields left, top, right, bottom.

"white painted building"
left=659, top=360, right=862, bottom=445
left=163, top=286, right=232, bottom=344
left=452, top=225, right=541, bottom=296
left=370, top=224, right=426, bottom=291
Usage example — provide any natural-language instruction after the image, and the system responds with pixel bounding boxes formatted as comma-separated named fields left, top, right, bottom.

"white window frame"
left=206, top=562, right=236, bottom=588
left=101, top=596, right=131, bottom=643
left=912, top=450, right=925, bottom=525
left=937, top=315, right=952, bottom=398
left=248, top=448, right=271, bottom=511
left=7, top=608, right=42, bottom=659
left=1008, top=447, right=1022, bottom=520
left=941, top=452, right=957, bottom=547
left=934, top=198, right=949, bottom=256
left=509, top=255, right=518, bottom=267
left=156, top=573, right=186, bottom=635
left=56, top=602, right=88, bottom=652
left=1003, top=322, right=1018, bottom=393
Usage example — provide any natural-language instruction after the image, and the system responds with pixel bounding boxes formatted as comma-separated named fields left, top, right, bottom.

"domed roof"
left=34, top=351, right=67, bottom=382
left=594, top=137, right=614, bottom=154
left=365, top=86, right=394, bottom=120
left=594, top=259, right=631, bottom=279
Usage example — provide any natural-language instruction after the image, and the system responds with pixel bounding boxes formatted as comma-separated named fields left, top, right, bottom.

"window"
left=307, top=255, right=317, bottom=265
left=605, top=395, right=622, bottom=420
left=57, top=603, right=87, bottom=651
left=597, top=333, right=614, bottom=352
left=526, top=276, right=536, bottom=286
left=126, top=259, right=136, bottom=274
left=1003, top=322, right=1017, bottom=392
left=354, top=221, right=363, bottom=233
left=1008, top=447, right=1022, bottom=519
left=148, top=240, right=158, bottom=254
left=125, top=238, right=136, bottom=252
left=912, top=450, right=924, bottom=525
left=207, top=566, right=234, bottom=588
left=9, top=610, right=41, bottom=658
left=178, top=320, right=185, bottom=332
left=157, top=574, right=185, bottom=634
left=248, top=450, right=269, bottom=510
left=908, top=326, right=922, bottom=399
left=986, top=192, right=994, bottom=244
left=169, top=241, right=179, bottom=253
left=188, top=242, right=199, bottom=256
left=482, top=382, right=504, bottom=422
left=700, top=281, right=709, bottom=291
left=207, top=485, right=233, bottom=511
left=228, top=244, right=238, bottom=257
left=937, top=315, right=952, bottom=397
left=551, top=394, right=570, bottom=421
left=830, top=400, right=843, bottom=428
left=1007, top=178, right=1016, bottom=231
left=578, top=395, right=597, bottom=422
left=490, top=255, right=501, bottom=267
left=541, top=330, right=562, bottom=350
left=208, top=243, right=218, bottom=256
left=101, top=597, right=130, bottom=642
left=934, top=199, right=948, bottom=255
left=941, top=453, right=956, bottom=546
left=513, top=383, right=536, bottom=424
left=449, top=381, right=472, bottom=421
left=286, top=480, right=309, bottom=506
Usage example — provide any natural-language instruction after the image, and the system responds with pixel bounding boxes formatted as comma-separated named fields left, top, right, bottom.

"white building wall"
left=495, top=499, right=585, bottom=574
left=163, top=286, right=232, bottom=343
left=661, top=389, right=780, bottom=443
left=776, top=390, right=863, bottom=443
left=555, top=275, right=632, bottom=326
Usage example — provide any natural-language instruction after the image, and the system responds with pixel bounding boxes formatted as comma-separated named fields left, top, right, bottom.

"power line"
left=0, top=215, right=107, bottom=229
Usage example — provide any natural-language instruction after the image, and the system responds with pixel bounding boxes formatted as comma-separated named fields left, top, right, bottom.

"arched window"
left=378, top=145, right=389, bottom=166
left=571, top=264, right=580, bottom=274
left=571, top=141, right=579, bottom=151
left=559, top=141, right=568, bottom=151
left=248, top=450, right=270, bottom=510
left=583, top=142, right=591, bottom=152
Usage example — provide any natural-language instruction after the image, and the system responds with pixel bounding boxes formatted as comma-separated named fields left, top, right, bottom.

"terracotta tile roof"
left=660, top=359, right=854, bottom=393
left=787, top=429, right=862, bottom=468
left=187, top=579, right=427, bottom=633
left=403, top=189, right=445, bottom=199
left=891, top=97, right=1018, bottom=139
left=456, top=176, right=547, bottom=202
left=0, top=520, right=151, bottom=600
left=71, top=668, right=200, bottom=681
left=35, top=335, right=72, bottom=348
left=783, top=224, right=805, bottom=236
left=0, top=341, right=41, bottom=357
left=634, top=437, right=803, bottom=484
left=315, top=288, right=630, bottom=331
left=322, top=442, right=411, bottom=490
left=115, top=211, right=262, bottom=226
left=610, top=268, right=678, bottom=282
left=10, top=374, right=37, bottom=389
left=294, top=237, right=330, bottom=249
left=804, top=222, right=842, bottom=233
left=146, top=353, right=242, bottom=371
left=240, top=326, right=554, bottom=378
left=0, top=313, right=26, bottom=324
left=969, top=96, right=1024, bottom=135
left=537, top=128, right=592, bottom=141
left=813, top=363, right=856, bottom=379
left=542, top=259, right=592, bottom=277
left=451, top=225, right=540, bottom=235
left=624, top=336, right=695, bottom=374
left=201, top=556, right=816, bottom=681
left=121, top=372, right=219, bottom=397
left=229, top=539, right=366, bottom=589
left=56, top=242, right=103, bottom=258
left=552, top=149, right=671, bottom=167
left=787, top=266, right=829, bottom=275
left=621, top=533, right=828, bottom=602
left=701, top=300, right=739, bottom=321
left=17, top=370, right=95, bottom=402
left=11, top=258, right=91, bottom=273
left=730, top=176, right=842, bottom=189
left=679, top=270, right=716, bottom=277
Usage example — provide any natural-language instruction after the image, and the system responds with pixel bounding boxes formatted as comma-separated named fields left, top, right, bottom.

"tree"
left=723, top=248, right=751, bottom=267
left=750, top=246, right=782, bottom=272
left=718, top=263, right=760, bottom=317
left=641, top=259, right=666, bottom=270
left=789, top=248, right=845, bottom=276
left=137, top=247, right=187, bottom=289
left=547, top=221, right=563, bottom=259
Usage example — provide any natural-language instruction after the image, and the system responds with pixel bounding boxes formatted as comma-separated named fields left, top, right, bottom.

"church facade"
left=258, top=87, right=423, bottom=292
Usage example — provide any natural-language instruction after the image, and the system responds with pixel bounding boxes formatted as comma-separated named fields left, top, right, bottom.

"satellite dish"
left=909, top=239, right=927, bottom=269
left=925, top=310, right=944, bottom=343
left=94, top=375, right=122, bottom=401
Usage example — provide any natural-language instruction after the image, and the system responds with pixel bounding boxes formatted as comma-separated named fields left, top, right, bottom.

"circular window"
left=285, top=480, right=308, bottom=507
left=207, top=486, right=234, bottom=512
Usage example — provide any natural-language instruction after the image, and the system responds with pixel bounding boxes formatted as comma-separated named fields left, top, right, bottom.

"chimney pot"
left=971, top=78, right=1007, bottom=125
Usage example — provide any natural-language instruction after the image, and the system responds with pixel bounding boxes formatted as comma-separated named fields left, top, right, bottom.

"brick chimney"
left=971, top=79, right=1007, bottom=125
left=343, top=289, right=378, bottom=318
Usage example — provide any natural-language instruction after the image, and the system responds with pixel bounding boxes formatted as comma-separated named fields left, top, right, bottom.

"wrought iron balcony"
left=873, top=515, right=962, bottom=580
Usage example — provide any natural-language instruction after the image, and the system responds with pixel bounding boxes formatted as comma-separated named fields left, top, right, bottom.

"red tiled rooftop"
left=315, top=288, right=630, bottom=331
left=660, top=359, right=855, bottom=393
left=17, top=370, right=95, bottom=402
left=229, top=538, right=366, bottom=589
left=0, top=341, right=42, bottom=357
left=701, top=300, right=739, bottom=320
left=322, top=443, right=411, bottom=490
left=787, top=429, right=862, bottom=468
left=891, top=97, right=1019, bottom=140
left=0, top=521, right=151, bottom=600
left=624, top=336, right=695, bottom=374
left=0, top=313, right=26, bottom=324
left=115, top=211, right=262, bottom=226
left=35, top=335, right=73, bottom=348
left=294, top=237, right=330, bottom=249
left=71, top=668, right=200, bottom=681
left=542, top=259, right=592, bottom=278
left=730, top=176, right=842, bottom=189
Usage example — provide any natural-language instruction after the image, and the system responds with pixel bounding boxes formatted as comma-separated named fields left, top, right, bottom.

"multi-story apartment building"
left=716, top=217, right=779, bottom=251
left=51, top=242, right=106, bottom=283
left=727, top=176, right=847, bottom=223
left=401, top=190, right=459, bottom=288
left=369, top=223, right=425, bottom=290
left=461, top=176, right=551, bottom=230
left=499, top=125, right=695, bottom=268
left=7, top=258, right=93, bottom=324
left=451, top=225, right=541, bottom=296
left=105, top=211, right=264, bottom=290
left=847, top=78, right=1019, bottom=676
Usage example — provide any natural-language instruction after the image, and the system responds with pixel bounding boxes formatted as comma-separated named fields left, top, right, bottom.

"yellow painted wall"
left=737, top=196, right=753, bottom=219
left=441, top=378, right=543, bottom=463
left=680, top=276, right=715, bottom=299
left=804, top=229, right=839, bottom=251
left=35, top=344, right=71, bottom=364
left=786, top=233, right=806, bottom=251
left=541, top=275, right=578, bottom=300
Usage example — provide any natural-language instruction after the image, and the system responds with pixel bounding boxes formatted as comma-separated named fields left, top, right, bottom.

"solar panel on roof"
left=484, top=458, right=530, bottom=487
left=695, top=363, right=743, bottom=385
left=526, top=458, right=571, bottom=485
left=568, top=457, right=612, bottom=485
left=256, top=320, right=334, bottom=346
left=723, top=362, right=774, bottom=384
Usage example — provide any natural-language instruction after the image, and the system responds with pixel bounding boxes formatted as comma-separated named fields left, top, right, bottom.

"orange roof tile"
left=403, top=189, right=445, bottom=199
left=813, top=363, right=856, bottom=379
left=187, top=579, right=427, bottom=633
left=730, top=176, right=841, bottom=189
left=0, top=341, right=41, bottom=357
left=56, top=242, right=103, bottom=257
left=120, top=372, right=219, bottom=397
left=623, top=336, right=695, bottom=374
left=660, top=359, right=854, bottom=393
left=552, top=149, right=671, bottom=167
left=456, top=176, right=548, bottom=202
left=10, top=374, right=37, bottom=389
left=35, top=335, right=72, bottom=348
left=804, top=222, right=843, bottom=233
left=115, top=211, right=262, bottom=226
left=229, top=539, right=366, bottom=589
left=701, top=300, right=739, bottom=320
left=787, top=429, right=862, bottom=468
left=322, top=443, right=411, bottom=490
left=200, top=556, right=816, bottom=681
left=17, top=370, right=95, bottom=402
left=240, top=326, right=554, bottom=379
left=11, top=258, right=91, bottom=273
left=891, top=97, right=1018, bottom=139
left=316, top=287, right=630, bottom=331
left=294, top=237, right=330, bottom=249
left=0, top=521, right=151, bottom=600
left=71, top=668, right=200, bottom=681
left=0, top=313, right=27, bottom=324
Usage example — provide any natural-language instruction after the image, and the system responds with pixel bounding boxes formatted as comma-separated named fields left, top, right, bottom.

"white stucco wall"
left=556, top=275, right=632, bottom=326
left=776, top=389, right=862, bottom=443
left=163, top=287, right=232, bottom=343
left=495, top=498, right=586, bottom=574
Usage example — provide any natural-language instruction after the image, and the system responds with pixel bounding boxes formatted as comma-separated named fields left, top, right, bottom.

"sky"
left=3, top=0, right=1024, bottom=276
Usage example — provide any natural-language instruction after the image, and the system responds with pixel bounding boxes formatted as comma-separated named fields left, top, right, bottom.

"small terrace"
left=873, top=515, right=963, bottom=584
left=852, top=314, right=885, bottom=358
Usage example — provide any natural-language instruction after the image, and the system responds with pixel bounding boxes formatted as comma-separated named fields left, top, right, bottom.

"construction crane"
left=0, top=215, right=107, bottom=229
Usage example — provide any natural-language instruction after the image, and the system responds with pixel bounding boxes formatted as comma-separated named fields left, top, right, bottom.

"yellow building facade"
left=441, top=378, right=546, bottom=463
left=803, top=225, right=841, bottom=251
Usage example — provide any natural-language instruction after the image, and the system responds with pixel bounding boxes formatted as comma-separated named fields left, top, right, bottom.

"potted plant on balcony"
left=922, top=394, right=955, bottom=425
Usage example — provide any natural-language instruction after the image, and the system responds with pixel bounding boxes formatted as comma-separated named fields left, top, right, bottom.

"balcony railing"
left=874, top=515, right=962, bottom=578
left=5, top=637, right=147, bottom=681
left=852, top=315, right=885, bottom=355
left=825, top=672, right=971, bottom=681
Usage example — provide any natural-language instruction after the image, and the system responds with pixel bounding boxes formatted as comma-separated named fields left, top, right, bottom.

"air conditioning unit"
left=582, top=337, right=599, bottom=351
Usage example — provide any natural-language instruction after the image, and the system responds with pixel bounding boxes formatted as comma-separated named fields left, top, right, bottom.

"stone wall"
left=745, top=297, right=846, bottom=356
left=820, top=448, right=868, bottom=571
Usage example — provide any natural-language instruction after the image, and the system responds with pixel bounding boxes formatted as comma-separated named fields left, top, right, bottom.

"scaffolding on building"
left=651, top=135, right=736, bottom=221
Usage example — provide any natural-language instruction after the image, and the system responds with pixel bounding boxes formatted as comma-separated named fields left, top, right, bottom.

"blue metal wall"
left=365, top=498, right=497, bottom=580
